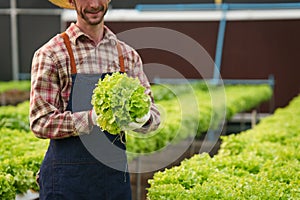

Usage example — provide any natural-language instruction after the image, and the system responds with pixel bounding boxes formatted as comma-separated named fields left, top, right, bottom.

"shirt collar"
left=65, top=23, right=118, bottom=46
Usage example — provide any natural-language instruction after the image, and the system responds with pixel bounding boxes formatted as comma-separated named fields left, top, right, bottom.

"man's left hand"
left=122, top=111, right=151, bottom=131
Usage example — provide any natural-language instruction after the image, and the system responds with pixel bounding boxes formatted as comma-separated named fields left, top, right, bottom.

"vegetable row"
left=126, top=84, right=272, bottom=156
left=0, top=81, right=31, bottom=94
left=147, top=94, right=300, bottom=199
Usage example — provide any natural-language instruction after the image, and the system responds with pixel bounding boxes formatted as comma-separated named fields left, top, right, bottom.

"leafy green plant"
left=91, top=73, right=150, bottom=134
left=0, top=101, right=30, bottom=131
left=0, top=128, right=48, bottom=195
left=147, top=94, right=300, bottom=200
left=225, top=84, right=272, bottom=119
left=0, top=173, right=15, bottom=200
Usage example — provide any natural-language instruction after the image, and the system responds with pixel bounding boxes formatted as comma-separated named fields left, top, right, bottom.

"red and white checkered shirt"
left=30, top=23, right=160, bottom=139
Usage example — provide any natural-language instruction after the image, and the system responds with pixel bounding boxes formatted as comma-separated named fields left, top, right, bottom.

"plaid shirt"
left=30, top=23, right=160, bottom=139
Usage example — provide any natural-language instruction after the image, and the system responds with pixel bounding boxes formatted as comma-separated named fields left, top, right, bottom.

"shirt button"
left=110, top=40, right=117, bottom=46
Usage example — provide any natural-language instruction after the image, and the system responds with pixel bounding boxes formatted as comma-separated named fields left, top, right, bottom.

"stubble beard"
left=76, top=3, right=108, bottom=26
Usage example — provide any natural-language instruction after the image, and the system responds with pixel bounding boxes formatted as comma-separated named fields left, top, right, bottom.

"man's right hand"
left=89, top=109, right=98, bottom=126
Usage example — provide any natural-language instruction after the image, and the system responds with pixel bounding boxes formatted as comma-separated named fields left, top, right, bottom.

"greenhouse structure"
left=0, top=0, right=300, bottom=200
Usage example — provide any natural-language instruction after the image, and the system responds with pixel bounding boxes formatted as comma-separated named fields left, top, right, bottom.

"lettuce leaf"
left=91, top=72, right=150, bottom=135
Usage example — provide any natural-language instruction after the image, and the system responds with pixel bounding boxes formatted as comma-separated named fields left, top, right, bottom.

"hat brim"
left=49, top=0, right=75, bottom=9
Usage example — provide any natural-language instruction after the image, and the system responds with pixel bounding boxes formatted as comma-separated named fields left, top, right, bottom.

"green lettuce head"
left=91, top=72, right=150, bottom=134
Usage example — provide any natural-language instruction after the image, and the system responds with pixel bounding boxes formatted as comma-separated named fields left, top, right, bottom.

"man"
left=29, top=0, right=160, bottom=199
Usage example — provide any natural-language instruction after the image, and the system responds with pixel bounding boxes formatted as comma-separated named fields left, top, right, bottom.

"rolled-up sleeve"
left=29, top=49, right=91, bottom=139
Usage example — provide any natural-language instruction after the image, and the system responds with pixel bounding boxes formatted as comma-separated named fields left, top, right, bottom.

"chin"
left=89, top=21, right=102, bottom=25
left=84, top=16, right=103, bottom=25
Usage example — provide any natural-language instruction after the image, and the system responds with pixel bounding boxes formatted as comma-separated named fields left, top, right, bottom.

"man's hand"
left=90, top=108, right=151, bottom=131
left=122, top=111, right=151, bottom=131
left=89, top=109, right=98, bottom=126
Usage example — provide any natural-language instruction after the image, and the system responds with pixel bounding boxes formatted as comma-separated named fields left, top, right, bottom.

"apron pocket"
left=52, top=161, right=105, bottom=199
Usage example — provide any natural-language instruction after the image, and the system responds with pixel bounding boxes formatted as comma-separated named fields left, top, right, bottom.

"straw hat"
left=49, top=0, right=75, bottom=9
left=49, top=0, right=111, bottom=9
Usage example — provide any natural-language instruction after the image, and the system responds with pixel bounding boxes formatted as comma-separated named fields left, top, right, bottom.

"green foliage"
left=92, top=73, right=150, bottom=134
left=147, top=94, right=300, bottom=200
left=0, top=173, right=15, bottom=200
left=0, top=82, right=273, bottom=197
left=0, top=96, right=35, bottom=199
left=0, top=81, right=31, bottom=94
left=127, top=84, right=272, bottom=156
left=0, top=128, right=48, bottom=196
left=0, top=101, right=30, bottom=131
left=225, top=84, right=273, bottom=119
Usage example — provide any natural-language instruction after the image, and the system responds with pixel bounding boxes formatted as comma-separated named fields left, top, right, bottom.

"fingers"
left=127, top=121, right=143, bottom=130
left=122, top=111, right=151, bottom=131
left=136, top=110, right=151, bottom=123
left=90, top=109, right=98, bottom=125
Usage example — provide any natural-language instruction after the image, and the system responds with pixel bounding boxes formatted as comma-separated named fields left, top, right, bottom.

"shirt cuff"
left=72, top=111, right=92, bottom=135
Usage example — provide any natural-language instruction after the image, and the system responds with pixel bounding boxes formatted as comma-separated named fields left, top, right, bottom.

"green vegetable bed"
left=0, top=81, right=31, bottom=94
left=126, top=84, right=272, bottom=156
left=147, top=94, right=300, bottom=200
left=0, top=82, right=273, bottom=199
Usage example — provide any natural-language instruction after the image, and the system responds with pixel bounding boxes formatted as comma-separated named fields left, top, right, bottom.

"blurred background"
left=1, top=0, right=300, bottom=111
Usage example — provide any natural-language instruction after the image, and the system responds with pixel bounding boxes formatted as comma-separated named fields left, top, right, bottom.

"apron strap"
left=61, top=32, right=77, bottom=74
left=61, top=32, right=126, bottom=74
left=117, top=43, right=125, bottom=73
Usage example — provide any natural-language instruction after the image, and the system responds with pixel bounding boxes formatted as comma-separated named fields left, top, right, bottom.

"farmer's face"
left=72, top=0, right=110, bottom=25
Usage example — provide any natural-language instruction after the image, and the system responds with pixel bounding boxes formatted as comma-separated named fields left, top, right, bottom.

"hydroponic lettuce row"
left=91, top=73, right=150, bottom=134
left=147, top=94, right=300, bottom=200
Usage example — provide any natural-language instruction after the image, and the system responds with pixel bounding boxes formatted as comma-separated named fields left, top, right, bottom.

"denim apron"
left=38, top=32, right=132, bottom=200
